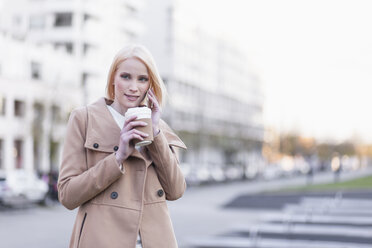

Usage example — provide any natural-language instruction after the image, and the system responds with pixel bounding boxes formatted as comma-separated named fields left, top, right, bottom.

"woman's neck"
left=110, top=101, right=127, bottom=116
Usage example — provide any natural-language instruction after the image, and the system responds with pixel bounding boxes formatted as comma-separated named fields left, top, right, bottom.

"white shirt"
left=107, top=105, right=125, bottom=129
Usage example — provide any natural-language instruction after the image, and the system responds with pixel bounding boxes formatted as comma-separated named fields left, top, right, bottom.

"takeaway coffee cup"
left=125, top=107, right=153, bottom=148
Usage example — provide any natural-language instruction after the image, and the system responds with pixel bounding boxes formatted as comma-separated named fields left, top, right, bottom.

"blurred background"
left=1, top=0, right=372, bottom=247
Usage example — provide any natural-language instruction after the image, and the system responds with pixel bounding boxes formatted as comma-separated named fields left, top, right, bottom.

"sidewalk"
left=169, top=167, right=372, bottom=248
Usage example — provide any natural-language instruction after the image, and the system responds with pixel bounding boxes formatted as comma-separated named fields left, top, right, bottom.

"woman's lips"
left=124, top=94, right=139, bottom=101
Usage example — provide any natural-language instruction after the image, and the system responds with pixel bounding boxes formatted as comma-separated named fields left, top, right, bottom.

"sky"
left=185, top=0, right=372, bottom=143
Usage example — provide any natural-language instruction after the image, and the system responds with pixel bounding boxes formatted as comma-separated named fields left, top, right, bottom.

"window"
left=33, top=138, right=41, bottom=171
left=83, top=13, right=93, bottom=22
left=54, top=13, right=73, bottom=27
left=33, top=103, right=44, bottom=172
left=0, top=139, right=3, bottom=169
left=81, top=73, right=89, bottom=87
left=65, top=43, right=73, bottom=53
left=14, top=139, right=23, bottom=169
left=0, top=96, right=5, bottom=116
left=31, top=61, right=41, bottom=79
left=33, top=102, right=44, bottom=121
left=83, top=43, right=92, bottom=56
left=49, top=140, right=59, bottom=171
left=54, top=42, right=73, bottom=54
left=83, top=13, right=99, bottom=23
left=14, top=100, right=25, bottom=117
left=51, top=105, right=61, bottom=123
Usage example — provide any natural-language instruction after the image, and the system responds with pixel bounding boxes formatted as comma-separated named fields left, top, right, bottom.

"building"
left=0, top=0, right=145, bottom=173
left=0, top=0, right=145, bottom=105
left=0, top=32, right=81, bottom=173
left=141, top=0, right=265, bottom=171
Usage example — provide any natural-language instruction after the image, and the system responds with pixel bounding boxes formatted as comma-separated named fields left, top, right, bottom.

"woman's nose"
left=128, top=81, right=138, bottom=92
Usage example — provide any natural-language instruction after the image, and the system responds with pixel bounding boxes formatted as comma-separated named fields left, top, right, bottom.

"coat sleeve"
left=57, top=108, right=124, bottom=210
left=146, top=120, right=187, bottom=201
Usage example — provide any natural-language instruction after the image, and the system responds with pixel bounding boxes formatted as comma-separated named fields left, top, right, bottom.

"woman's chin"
left=117, top=98, right=143, bottom=109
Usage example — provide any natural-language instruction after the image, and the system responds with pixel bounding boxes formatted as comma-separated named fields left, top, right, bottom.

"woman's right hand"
left=115, top=115, right=149, bottom=165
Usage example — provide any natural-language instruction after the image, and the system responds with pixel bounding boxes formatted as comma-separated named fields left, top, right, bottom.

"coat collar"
left=84, top=98, right=186, bottom=164
left=84, top=97, right=120, bottom=152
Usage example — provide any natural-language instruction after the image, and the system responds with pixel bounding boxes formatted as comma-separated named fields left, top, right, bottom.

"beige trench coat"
left=58, top=98, right=187, bottom=248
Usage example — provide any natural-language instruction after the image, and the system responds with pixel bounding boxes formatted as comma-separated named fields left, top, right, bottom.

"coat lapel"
left=84, top=98, right=119, bottom=152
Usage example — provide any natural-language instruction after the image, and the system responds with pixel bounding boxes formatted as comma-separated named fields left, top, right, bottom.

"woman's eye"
left=121, top=74, right=130, bottom=79
left=139, top=77, right=149, bottom=82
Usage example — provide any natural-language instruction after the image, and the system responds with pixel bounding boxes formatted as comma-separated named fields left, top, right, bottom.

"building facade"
left=0, top=33, right=81, bottom=173
left=0, top=0, right=145, bottom=173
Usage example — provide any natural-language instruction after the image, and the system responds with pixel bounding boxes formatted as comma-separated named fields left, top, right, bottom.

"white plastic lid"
left=125, top=107, right=151, bottom=120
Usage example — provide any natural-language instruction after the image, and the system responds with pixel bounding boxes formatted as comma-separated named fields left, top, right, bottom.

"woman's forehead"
left=117, top=57, right=148, bottom=74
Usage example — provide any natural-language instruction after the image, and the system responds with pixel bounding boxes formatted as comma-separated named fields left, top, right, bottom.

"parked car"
left=185, top=165, right=212, bottom=186
left=262, top=164, right=283, bottom=180
left=209, top=166, right=226, bottom=183
left=224, top=165, right=245, bottom=181
left=0, top=174, right=5, bottom=203
left=0, top=170, right=48, bottom=206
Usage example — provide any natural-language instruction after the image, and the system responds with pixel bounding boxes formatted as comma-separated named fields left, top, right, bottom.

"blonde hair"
left=106, top=44, right=166, bottom=106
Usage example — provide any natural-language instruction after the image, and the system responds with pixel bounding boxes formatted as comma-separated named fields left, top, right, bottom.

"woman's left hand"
left=147, top=88, right=161, bottom=136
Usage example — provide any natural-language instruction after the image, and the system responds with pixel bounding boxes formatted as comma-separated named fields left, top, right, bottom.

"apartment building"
left=0, top=33, right=81, bottom=173
left=0, top=0, right=145, bottom=173
left=141, top=0, right=265, bottom=169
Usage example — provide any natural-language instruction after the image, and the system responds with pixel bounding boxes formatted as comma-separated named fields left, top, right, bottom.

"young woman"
left=58, top=44, right=187, bottom=248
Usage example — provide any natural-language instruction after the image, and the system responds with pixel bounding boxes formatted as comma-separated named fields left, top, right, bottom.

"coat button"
left=157, top=189, right=164, bottom=197
left=93, top=143, right=99, bottom=149
left=114, top=146, right=118, bottom=151
left=111, top=192, right=118, bottom=199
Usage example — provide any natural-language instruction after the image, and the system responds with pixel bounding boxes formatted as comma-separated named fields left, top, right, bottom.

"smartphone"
left=140, top=89, right=150, bottom=107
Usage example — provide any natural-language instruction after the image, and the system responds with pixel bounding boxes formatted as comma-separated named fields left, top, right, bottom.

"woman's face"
left=113, top=57, right=150, bottom=112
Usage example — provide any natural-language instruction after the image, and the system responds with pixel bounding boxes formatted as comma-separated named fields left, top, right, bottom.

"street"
left=1, top=168, right=372, bottom=248
left=0, top=203, right=76, bottom=247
